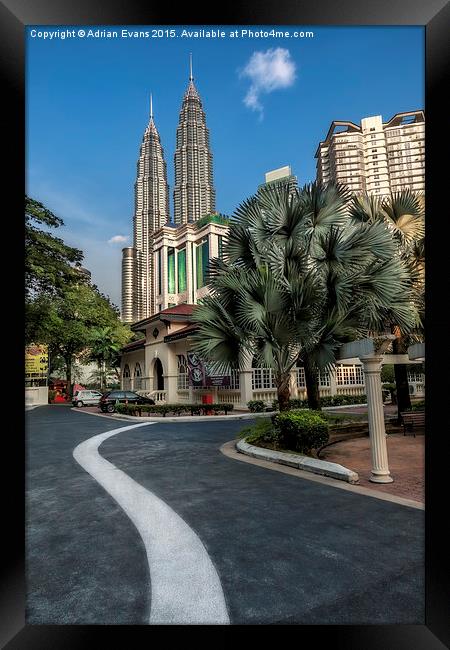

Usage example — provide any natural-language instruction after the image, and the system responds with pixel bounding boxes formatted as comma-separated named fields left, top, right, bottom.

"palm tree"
left=350, top=190, right=424, bottom=418
left=88, top=326, right=126, bottom=391
left=192, top=183, right=420, bottom=411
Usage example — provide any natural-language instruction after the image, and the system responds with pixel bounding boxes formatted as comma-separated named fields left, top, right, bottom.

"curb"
left=236, top=439, right=359, bottom=484
left=322, top=403, right=367, bottom=410
left=71, top=408, right=272, bottom=423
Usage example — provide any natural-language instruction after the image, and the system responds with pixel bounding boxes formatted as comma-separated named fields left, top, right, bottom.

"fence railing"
left=121, top=367, right=424, bottom=404
left=217, top=390, right=242, bottom=405
left=149, top=390, right=166, bottom=403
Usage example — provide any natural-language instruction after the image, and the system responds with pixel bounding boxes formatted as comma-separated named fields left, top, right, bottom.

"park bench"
left=400, top=411, right=425, bottom=437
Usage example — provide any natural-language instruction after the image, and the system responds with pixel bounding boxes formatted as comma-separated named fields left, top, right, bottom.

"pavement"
left=321, top=433, right=425, bottom=503
left=26, top=405, right=424, bottom=625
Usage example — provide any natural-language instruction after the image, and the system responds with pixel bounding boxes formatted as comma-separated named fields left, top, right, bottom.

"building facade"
left=259, top=165, right=298, bottom=193
left=173, top=60, right=216, bottom=224
left=120, top=305, right=425, bottom=407
left=121, top=97, right=170, bottom=322
left=153, top=215, right=229, bottom=312
left=315, top=111, right=425, bottom=196
left=121, top=60, right=216, bottom=323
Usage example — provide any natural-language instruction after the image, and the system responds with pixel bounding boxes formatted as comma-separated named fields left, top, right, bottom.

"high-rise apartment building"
left=315, top=111, right=425, bottom=196
left=173, top=58, right=216, bottom=224
left=258, top=165, right=298, bottom=194
left=121, top=96, right=170, bottom=323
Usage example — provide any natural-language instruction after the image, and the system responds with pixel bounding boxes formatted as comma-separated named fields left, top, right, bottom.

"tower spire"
left=150, top=93, right=153, bottom=120
left=189, top=53, right=193, bottom=82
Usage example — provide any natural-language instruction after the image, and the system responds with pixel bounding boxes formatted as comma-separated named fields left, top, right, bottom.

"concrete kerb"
left=71, top=408, right=273, bottom=423
left=236, top=439, right=359, bottom=484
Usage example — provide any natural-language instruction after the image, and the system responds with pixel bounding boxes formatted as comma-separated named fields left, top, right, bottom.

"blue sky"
left=26, top=26, right=424, bottom=308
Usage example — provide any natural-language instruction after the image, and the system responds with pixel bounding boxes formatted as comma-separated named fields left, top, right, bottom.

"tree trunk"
left=392, top=334, right=411, bottom=422
left=99, top=360, right=106, bottom=391
left=65, top=357, right=72, bottom=398
left=304, top=362, right=321, bottom=410
left=394, top=364, right=411, bottom=421
left=276, top=374, right=291, bottom=411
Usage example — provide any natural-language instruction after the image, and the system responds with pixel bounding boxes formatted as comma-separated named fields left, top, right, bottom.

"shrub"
left=247, top=400, right=266, bottom=413
left=319, top=394, right=367, bottom=407
left=114, top=402, right=234, bottom=416
left=272, top=394, right=367, bottom=410
left=48, top=389, right=56, bottom=403
left=272, top=409, right=329, bottom=454
left=405, top=400, right=425, bottom=412
left=238, top=418, right=275, bottom=444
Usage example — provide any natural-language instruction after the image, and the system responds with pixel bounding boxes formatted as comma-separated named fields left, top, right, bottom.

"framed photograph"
left=4, top=0, right=449, bottom=646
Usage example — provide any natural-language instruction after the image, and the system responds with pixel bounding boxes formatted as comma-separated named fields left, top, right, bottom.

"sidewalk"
left=320, top=433, right=424, bottom=503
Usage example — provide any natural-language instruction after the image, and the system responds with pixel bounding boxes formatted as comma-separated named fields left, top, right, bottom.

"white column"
left=239, top=369, right=253, bottom=408
left=164, top=374, right=178, bottom=403
left=361, top=355, right=393, bottom=483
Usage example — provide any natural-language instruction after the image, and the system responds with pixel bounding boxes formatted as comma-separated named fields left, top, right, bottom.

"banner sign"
left=187, top=352, right=231, bottom=388
left=25, top=344, right=49, bottom=378
left=187, top=352, right=206, bottom=387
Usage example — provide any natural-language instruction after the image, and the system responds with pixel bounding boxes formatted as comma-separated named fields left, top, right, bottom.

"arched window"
left=134, top=362, right=142, bottom=390
left=177, top=355, right=188, bottom=390
left=123, top=364, right=131, bottom=390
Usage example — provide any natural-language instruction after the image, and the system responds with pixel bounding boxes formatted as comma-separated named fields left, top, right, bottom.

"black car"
left=100, top=390, right=155, bottom=413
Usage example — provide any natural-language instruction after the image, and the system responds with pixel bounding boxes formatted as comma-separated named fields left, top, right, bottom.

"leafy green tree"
left=350, top=190, right=424, bottom=417
left=25, top=196, right=85, bottom=298
left=27, top=284, right=132, bottom=396
left=192, top=183, right=419, bottom=411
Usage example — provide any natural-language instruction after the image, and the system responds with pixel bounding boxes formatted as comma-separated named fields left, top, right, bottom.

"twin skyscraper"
left=121, top=57, right=216, bottom=323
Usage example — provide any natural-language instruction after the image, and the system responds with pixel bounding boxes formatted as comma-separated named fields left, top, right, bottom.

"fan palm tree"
left=192, top=183, right=420, bottom=411
left=350, top=190, right=424, bottom=417
left=88, top=326, right=129, bottom=391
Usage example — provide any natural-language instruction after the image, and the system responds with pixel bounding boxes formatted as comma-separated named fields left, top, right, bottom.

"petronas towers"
left=121, top=58, right=216, bottom=323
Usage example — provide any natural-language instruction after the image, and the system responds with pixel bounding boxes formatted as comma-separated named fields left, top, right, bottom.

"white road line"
left=73, top=422, right=230, bottom=625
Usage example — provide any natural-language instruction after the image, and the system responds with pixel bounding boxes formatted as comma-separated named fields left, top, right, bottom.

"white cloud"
left=240, top=48, right=296, bottom=118
left=108, top=235, right=129, bottom=245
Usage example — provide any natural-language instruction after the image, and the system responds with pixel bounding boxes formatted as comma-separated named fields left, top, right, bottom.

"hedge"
left=272, top=394, right=370, bottom=410
left=271, top=409, right=329, bottom=454
left=404, top=400, right=425, bottom=412
left=114, top=402, right=234, bottom=417
left=247, top=400, right=266, bottom=412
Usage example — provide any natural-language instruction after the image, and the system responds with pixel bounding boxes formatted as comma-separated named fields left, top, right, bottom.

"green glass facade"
left=167, top=247, right=175, bottom=294
left=196, top=238, right=209, bottom=289
left=177, top=248, right=187, bottom=293
left=157, top=249, right=162, bottom=295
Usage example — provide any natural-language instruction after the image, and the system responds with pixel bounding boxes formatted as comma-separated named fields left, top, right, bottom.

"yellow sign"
left=25, top=344, right=49, bottom=376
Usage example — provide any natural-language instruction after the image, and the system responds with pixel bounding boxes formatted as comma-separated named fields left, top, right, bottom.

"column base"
left=369, top=473, right=394, bottom=484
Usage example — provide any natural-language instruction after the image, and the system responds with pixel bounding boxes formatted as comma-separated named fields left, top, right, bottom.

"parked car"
left=99, top=390, right=155, bottom=413
left=72, top=390, right=104, bottom=408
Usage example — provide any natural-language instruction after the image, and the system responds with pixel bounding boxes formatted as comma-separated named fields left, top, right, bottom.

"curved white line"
left=73, top=422, right=230, bottom=625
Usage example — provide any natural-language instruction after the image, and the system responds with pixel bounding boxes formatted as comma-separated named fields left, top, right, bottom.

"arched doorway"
left=154, top=358, right=164, bottom=391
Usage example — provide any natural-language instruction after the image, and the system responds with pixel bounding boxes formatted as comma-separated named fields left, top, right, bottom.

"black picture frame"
left=4, top=0, right=449, bottom=646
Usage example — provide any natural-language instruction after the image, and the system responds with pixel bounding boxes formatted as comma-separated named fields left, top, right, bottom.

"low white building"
left=120, top=304, right=424, bottom=407
left=120, top=210, right=424, bottom=407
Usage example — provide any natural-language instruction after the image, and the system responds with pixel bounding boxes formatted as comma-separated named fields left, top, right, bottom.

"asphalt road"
left=26, top=406, right=424, bottom=625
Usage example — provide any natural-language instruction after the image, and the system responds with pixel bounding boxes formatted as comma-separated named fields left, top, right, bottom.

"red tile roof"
left=122, top=338, right=146, bottom=351
left=159, top=304, right=196, bottom=316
